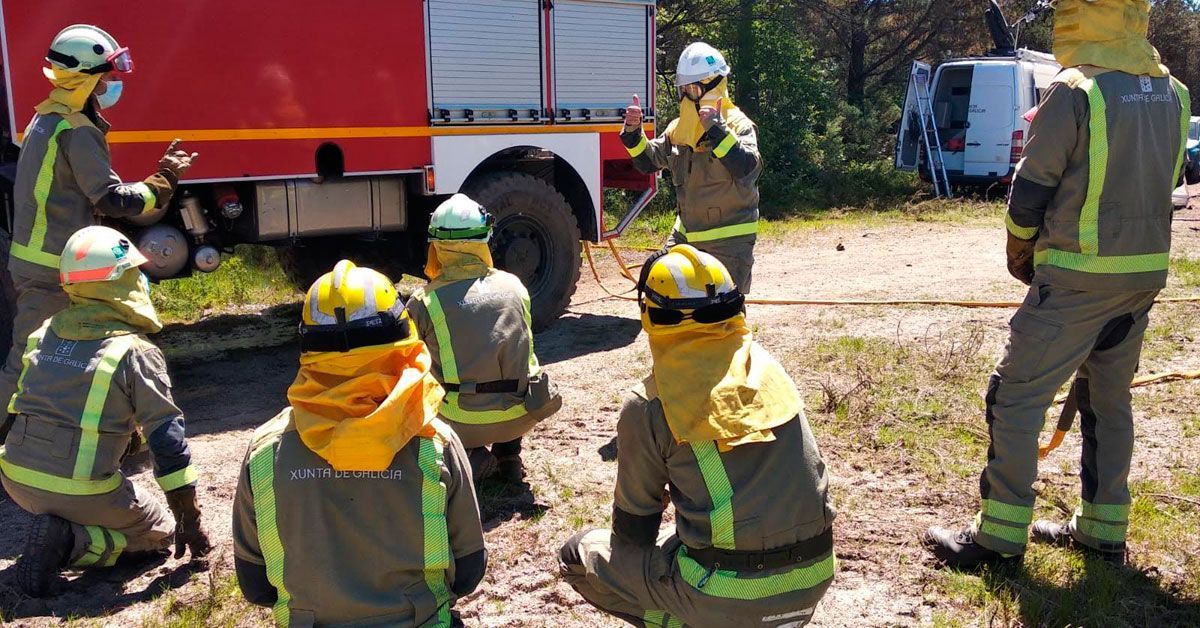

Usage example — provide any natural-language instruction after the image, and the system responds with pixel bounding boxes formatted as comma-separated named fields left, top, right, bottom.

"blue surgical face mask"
left=96, top=80, right=123, bottom=109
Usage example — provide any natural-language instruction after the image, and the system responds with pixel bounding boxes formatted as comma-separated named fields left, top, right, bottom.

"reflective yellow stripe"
left=156, top=464, right=198, bottom=492
left=101, top=529, right=127, bottom=567
left=674, top=216, right=759, bottom=243
left=1005, top=213, right=1038, bottom=240
left=73, top=336, right=136, bottom=480
left=712, top=132, right=738, bottom=159
left=130, top=182, right=156, bottom=214
left=1172, top=77, right=1191, bottom=183
left=12, top=118, right=73, bottom=269
left=1078, top=78, right=1107, bottom=256
left=677, top=549, right=835, bottom=599
left=520, top=290, right=539, bottom=376
left=423, top=286, right=531, bottom=425
left=249, top=437, right=291, bottom=627
left=1034, top=248, right=1169, bottom=274
left=0, top=452, right=123, bottom=496
left=982, top=498, right=1034, bottom=525
left=72, top=526, right=107, bottom=567
left=419, top=437, right=453, bottom=626
left=627, top=133, right=649, bottom=158
left=692, top=441, right=736, bottom=550
left=9, top=320, right=49, bottom=414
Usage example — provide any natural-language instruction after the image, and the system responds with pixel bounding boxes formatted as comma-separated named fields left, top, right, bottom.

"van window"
left=933, top=66, right=973, bottom=152
left=1189, top=120, right=1200, bottom=143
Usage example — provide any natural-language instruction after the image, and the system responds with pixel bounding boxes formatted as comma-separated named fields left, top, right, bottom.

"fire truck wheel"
left=467, top=172, right=582, bottom=331
left=275, top=239, right=352, bottom=293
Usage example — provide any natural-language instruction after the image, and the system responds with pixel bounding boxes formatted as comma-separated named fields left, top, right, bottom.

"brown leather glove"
left=165, top=485, right=212, bottom=561
left=1006, top=232, right=1036, bottom=285
left=157, top=138, right=198, bottom=181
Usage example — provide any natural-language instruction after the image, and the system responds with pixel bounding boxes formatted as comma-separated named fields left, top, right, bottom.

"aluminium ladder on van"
left=914, top=73, right=953, bottom=198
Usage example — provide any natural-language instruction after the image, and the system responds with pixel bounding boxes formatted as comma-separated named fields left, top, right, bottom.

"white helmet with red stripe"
left=59, top=226, right=148, bottom=285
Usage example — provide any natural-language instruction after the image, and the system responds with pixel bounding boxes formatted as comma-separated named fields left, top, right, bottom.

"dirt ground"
left=2, top=202, right=1200, bottom=626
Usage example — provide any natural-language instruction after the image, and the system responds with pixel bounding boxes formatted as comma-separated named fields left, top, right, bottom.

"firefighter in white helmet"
left=560, top=245, right=835, bottom=627
left=1, top=226, right=210, bottom=597
left=405, top=194, right=562, bottom=485
left=1, top=25, right=198, bottom=437
left=621, top=42, right=763, bottom=293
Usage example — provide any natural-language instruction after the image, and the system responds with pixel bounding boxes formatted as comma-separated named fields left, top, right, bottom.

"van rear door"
left=895, top=61, right=931, bottom=171
left=964, top=64, right=1016, bottom=177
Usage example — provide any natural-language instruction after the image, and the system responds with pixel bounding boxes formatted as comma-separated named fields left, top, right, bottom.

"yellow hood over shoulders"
left=1053, top=0, right=1167, bottom=77
left=645, top=313, right=803, bottom=451
left=424, top=240, right=494, bottom=286
left=51, top=269, right=162, bottom=341
left=36, top=67, right=102, bottom=116
left=289, top=337, right=445, bottom=471
left=667, top=77, right=752, bottom=150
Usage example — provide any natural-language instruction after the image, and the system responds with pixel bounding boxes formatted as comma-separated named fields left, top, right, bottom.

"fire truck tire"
left=467, top=172, right=581, bottom=330
left=275, top=240, right=352, bottom=293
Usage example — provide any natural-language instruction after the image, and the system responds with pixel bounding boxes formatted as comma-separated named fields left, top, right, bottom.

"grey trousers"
left=665, top=232, right=755, bottom=295
left=0, top=275, right=69, bottom=411
left=3, top=473, right=174, bottom=567
left=975, top=282, right=1156, bottom=555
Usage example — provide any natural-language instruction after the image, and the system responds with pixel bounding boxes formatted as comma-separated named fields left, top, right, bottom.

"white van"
left=895, top=49, right=1060, bottom=187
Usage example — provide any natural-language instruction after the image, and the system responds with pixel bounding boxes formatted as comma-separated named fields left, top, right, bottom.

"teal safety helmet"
left=428, top=194, right=494, bottom=242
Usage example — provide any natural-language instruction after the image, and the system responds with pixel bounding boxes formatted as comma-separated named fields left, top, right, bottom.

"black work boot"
left=16, top=515, right=74, bottom=597
left=491, top=439, right=525, bottom=485
left=466, top=447, right=498, bottom=484
left=923, top=525, right=1022, bottom=569
left=1031, top=519, right=1125, bottom=565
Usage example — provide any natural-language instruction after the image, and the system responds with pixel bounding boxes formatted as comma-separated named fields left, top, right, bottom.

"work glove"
left=158, top=138, right=198, bottom=181
left=624, top=94, right=643, bottom=132
left=698, top=98, right=724, bottom=131
left=165, top=485, right=212, bottom=561
left=1006, top=231, right=1036, bottom=285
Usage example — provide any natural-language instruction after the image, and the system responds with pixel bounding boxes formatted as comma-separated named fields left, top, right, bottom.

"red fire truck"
left=0, top=0, right=658, bottom=330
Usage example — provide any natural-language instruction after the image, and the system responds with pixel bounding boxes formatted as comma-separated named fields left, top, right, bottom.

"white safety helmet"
left=59, top=225, right=148, bottom=285
left=676, top=42, right=730, bottom=87
left=428, top=193, right=494, bottom=242
left=44, top=24, right=133, bottom=77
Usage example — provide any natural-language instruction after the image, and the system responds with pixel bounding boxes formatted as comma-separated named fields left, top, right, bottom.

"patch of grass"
left=1170, top=255, right=1200, bottom=288
left=142, top=568, right=268, bottom=628
left=151, top=245, right=298, bottom=323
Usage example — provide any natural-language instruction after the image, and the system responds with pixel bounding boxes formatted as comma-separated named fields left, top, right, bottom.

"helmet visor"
left=107, top=47, right=133, bottom=73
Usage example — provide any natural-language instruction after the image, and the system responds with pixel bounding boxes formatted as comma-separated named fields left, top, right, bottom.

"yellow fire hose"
left=583, top=241, right=1200, bottom=456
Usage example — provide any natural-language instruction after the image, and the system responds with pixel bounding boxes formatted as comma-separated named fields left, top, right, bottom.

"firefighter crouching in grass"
left=1, top=25, right=196, bottom=437
left=560, top=245, right=835, bottom=627
left=620, top=42, right=762, bottom=293
left=924, top=0, right=1191, bottom=568
left=233, top=260, right=486, bottom=627
left=406, top=194, right=562, bottom=485
left=1, top=226, right=209, bottom=597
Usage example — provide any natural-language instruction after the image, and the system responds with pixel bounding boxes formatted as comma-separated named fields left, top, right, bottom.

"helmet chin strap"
left=683, top=77, right=722, bottom=102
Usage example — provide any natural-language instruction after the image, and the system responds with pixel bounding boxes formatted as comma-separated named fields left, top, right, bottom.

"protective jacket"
left=612, top=375, right=836, bottom=610
left=0, top=323, right=196, bottom=496
left=1006, top=67, right=1190, bottom=292
left=406, top=269, right=560, bottom=432
left=9, top=110, right=176, bottom=283
left=232, top=410, right=486, bottom=627
left=621, top=116, right=761, bottom=245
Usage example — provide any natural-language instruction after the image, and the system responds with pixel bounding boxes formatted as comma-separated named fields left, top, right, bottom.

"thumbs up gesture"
left=698, top=98, right=723, bottom=130
left=624, top=94, right=643, bottom=130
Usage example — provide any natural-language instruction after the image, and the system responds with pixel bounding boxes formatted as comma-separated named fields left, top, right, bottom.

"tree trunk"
left=733, top=0, right=759, bottom=116
left=847, top=26, right=868, bottom=107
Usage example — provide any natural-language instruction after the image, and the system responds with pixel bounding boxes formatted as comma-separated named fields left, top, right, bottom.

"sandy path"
left=2, top=204, right=1199, bottom=626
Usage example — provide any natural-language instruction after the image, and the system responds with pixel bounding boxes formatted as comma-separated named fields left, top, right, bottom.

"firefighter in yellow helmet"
left=560, top=245, right=835, bottom=627
left=621, top=42, right=762, bottom=293
left=405, top=194, right=561, bottom=485
left=1, top=226, right=209, bottom=597
left=232, top=260, right=486, bottom=626
left=1, top=25, right=198, bottom=436
left=925, top=0, right=1191, bottom=568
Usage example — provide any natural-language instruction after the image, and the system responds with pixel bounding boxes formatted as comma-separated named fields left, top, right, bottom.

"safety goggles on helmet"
left=428, top=195, right=495, bottom=241
left=298, top=310, right=412, bottom=353
left=637, top=248, right=745, bottom=326
left=47, top=45, right=133, bottom=75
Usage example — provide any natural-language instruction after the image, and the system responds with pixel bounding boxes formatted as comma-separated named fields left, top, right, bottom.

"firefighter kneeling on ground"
left=1, top=226, right=210, bottom=597
left=405, top=194, right=562, bottom=485
left=924, top=0, right=1192, bottom=568
left=1, top=25, right=196, bottom=435
left=621, top=42, right=762, bottom=293
left=233, top=260, right=486, bottom=627
left=560, top=245, right=835, bottom=627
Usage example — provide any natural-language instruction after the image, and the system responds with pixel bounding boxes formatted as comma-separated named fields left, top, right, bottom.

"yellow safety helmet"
left=300, top=259, right=411, bottom=352
left=59, top=225, right=148, bottom=285
left=638, top=244, right=744, bottom=327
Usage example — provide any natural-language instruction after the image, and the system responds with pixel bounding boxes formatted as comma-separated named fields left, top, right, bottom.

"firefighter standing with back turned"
left=924, top=0, right=1191, bottom=568
left=1, top=25, right=196, bottom=438
left=405, top=194, right=562, bottom=484
left=621, top=42, right=762, bottom=293
left=233, top=260, right=486, bottom=627
left=560, top=245, right=835, bottom=627
left=1, top=226, right=209, bottom=597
